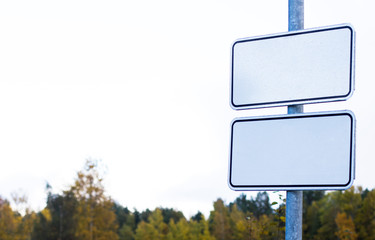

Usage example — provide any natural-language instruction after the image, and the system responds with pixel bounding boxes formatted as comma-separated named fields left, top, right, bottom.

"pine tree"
left=0, top=197, right=21, bottom=240
left=209, top=199, right=231, bottom=240
left=71, top=159, right=119, bottom=240
left=189, top=215, right=214, bottom=240
left=356, top=189, right=375, bottom=239
left=135, top=208, right=167, bottom=240
left=229, top=204, right=247, bottom=240
left=335, top=212, right=358, bottom=240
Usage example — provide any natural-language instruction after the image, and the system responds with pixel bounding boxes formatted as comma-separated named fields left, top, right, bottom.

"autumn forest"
left=1, top=160, right=374, bottom=240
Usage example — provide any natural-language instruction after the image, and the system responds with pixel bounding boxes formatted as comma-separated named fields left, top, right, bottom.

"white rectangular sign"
left=231, top=24, right=355, bottom=110
left=228, top=111, right=355, bottom=191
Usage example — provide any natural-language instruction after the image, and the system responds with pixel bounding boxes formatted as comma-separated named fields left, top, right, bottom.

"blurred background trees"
left=1, top=160, right=374, bottom=240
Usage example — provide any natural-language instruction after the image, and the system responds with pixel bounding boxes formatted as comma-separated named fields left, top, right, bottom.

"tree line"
left=1, top=160, right=375, bottom=240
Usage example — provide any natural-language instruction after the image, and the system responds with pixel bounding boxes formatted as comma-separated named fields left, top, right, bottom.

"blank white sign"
left=228, top=111, right=355, bottom=191
left=231, top=24, right=355, bottom=109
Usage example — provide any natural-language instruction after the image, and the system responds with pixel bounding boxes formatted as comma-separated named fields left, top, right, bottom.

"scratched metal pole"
left=286, top=0, right=304, bottom=239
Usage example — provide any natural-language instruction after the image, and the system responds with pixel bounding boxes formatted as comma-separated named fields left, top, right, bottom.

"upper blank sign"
left=231, top=24, right=355, bottom=110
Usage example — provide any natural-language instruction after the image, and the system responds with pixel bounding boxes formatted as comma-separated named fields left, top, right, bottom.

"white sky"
left=0, top=0, right=374, bottom=218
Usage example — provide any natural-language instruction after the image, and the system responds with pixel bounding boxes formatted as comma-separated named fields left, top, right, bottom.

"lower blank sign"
left=228, top=110, right=355, bottom=191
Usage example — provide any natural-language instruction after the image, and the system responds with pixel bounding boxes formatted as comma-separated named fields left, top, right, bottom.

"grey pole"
left=286, top=0, right=304, bottom=240
left=288, top=0, right=304, bottom=31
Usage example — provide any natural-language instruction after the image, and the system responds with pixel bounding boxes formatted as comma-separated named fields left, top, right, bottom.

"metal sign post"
left=286, top=0, right=304, bottom=239
left=227, top=0, right=356, bottom=239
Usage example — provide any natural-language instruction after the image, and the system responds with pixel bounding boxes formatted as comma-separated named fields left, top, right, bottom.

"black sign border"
left=228, top=111, right=355, bottom=190
left=231, top=25, right=355, bottom=110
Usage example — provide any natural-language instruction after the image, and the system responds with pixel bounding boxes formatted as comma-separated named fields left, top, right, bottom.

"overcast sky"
left=0, top=0, right=374, bottom=218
